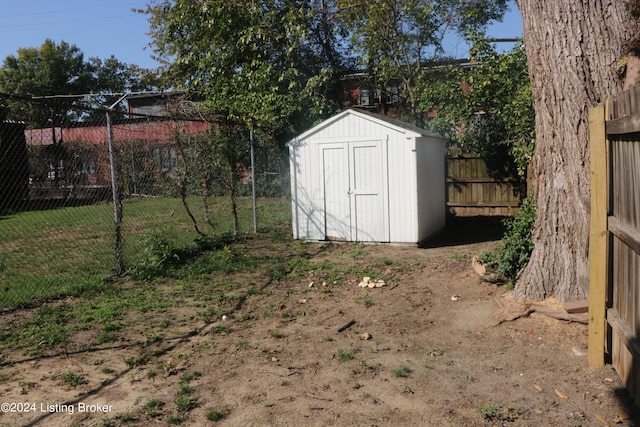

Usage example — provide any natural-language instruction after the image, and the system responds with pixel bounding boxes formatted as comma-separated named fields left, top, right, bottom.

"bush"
left=134, top=232, right=233, bottom=280
left=482, top=194, right=535, bottom=286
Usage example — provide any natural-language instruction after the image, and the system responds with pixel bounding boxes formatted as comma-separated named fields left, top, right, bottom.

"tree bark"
left=515, top=0, right=634, bottom=302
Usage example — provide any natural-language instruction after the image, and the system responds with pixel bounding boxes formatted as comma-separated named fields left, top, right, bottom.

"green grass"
left=337, top=348, right=355, bottom=361
left=142, top=398, right=164, bottom=417
left=179, top=371, right=202, bottom=384
left=392, top=365, right=412, bottom=378
left=0, top=196, right=289, bottom=309
left=424, top=346, right=445, bottom=356
left=60, top=371, right=88, bottom=387
left=478, top=403, right=499, bottom=420
left=0, top=196, right=420, bottom=374
left=206, top=407, right=225, bottom=421
left=174, top=395, right=198, bottom=412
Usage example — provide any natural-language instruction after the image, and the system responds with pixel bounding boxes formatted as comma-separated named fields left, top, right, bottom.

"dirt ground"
left=1, top=218, right=639, bottom=427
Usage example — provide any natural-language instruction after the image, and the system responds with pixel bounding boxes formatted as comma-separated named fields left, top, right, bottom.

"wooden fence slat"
left=609, top=216, right=640, bottom=256
left=607, top=307, right=640, bottom=367
left=446, top=202, right=521, bottom=208
left=589, top=104, right=608, bottom=367
left=446, top=155, right=522, bottom=216
left=606, top=114, right=640, bottom=135
left=446, top=177, right=518, bottom=183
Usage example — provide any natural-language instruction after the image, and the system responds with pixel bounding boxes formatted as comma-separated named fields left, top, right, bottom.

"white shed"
left=288, top=108, right=446, bottom=244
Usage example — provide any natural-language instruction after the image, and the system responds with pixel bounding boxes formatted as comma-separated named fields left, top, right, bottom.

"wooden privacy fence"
left=589, top=84, right=640, bottom=404
left=446, top=154, right=523, bottom=216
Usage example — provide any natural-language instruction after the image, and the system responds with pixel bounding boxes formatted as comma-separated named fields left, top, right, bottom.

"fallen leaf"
left=594, top=413, right=610, bottom=426
left=534, top=384, right=543, bottom=392
left=554, top=388, right=568, bottom=399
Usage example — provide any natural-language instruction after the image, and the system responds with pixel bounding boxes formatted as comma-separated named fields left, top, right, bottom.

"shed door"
left=321, top=140, right=388, bottom=242
left=350, top=141, right=388, bottom=242
left=322, top=144, right=351, bottom=240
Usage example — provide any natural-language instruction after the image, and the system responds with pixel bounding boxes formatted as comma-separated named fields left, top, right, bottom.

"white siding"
left=321, top=143, right=351, bottom=240
left=289, top=109, right=445, bottom=244
left=386, top=135, right=418, bottom=243
left=289, top=141, right=324, bottom=240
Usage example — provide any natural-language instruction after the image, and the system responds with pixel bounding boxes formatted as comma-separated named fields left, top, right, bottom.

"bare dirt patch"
left=1, top=218, right=638, bottom=427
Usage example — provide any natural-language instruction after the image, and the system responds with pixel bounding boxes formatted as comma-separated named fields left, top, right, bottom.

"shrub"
left=482, top=194, right=535, bottom=285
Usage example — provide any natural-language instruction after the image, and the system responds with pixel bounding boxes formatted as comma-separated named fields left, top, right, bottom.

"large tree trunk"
left=515, top=0, right=634, bottom=302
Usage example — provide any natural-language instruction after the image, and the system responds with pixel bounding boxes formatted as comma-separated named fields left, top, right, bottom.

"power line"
left=0, top=15, right=137, bottom=29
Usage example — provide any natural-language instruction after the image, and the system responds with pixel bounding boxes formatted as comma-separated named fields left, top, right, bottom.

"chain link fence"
left=0, top=94, right=290, bottom=310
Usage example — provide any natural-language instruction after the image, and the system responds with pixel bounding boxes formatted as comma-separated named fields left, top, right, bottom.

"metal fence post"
left=106, top=108, right=124, bottom=274
left=250, top=130, right=257, bottom=233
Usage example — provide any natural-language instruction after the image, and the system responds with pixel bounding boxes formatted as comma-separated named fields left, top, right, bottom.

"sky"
left=0, top=1, right=523, bottom=71
left=0, top=0, right=156, bottom=69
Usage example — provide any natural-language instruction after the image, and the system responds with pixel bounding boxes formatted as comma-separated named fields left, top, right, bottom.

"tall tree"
left=0, top=39, right=156, bottom=126
left=0, top=39, right=92, bottom=126
left=144, top=0, right=312, bottom=134
left=337, top=0, right=508, bottom=123
left=418, top=38, right=534, bottom=178
left=514, top=1, right=636, bottom=301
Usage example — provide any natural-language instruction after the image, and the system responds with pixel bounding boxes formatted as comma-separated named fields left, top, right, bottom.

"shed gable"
left=288, top=109, right=425, bottom=147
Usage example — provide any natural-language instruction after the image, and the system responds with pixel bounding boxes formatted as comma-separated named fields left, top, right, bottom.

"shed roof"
left=287, top=108, right=443, bottom=146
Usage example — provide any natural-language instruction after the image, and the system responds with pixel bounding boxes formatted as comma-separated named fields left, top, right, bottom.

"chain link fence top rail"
left=0, top=94, right=290, bottom=310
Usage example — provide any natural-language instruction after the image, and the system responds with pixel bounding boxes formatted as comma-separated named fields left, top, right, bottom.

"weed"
left=346, top=246, right=368, bottom=258
left=452, top=253, right=468, bottom=261
left=234, top=340, right=249, bottom=350
left=117, top=412, right=138, bottom=423
left=18, top=304, right=70, bottom=349
left=269, top=226, right=289, bottom=243
left=324, top=336, right=334, bottom=342
left=268, top=264, right=290, bottom=282
left=123, top=355, right=149, bottom=368
left=401, top=383, right=414, bottom=393
left=135, top=231, right=185, bottom=279
left=178, top=385, right=194, bottom=396
left=424, top=346, right=445, bottom=356
left=96, top=332, right=117, bottom=344
left=480, top=194, right=536, bottom=285
left=337, top=348, right=355, bottom=361
left=98, top=417, right=115, bottom=427
left=167, top=414, right=188, bottom=424
left=102, top=322, right=123, bottom=332
left=478, top=403, right=499, bottom=420
left=269, top=329, right=285, bottom=339
left=174, top=395, right=198, bottom=412
left=179, top=371, right=202, bottom=384
left=213, top=325, right=230, bottom=335
left=142, top=398, right=164, bottom=417
left=100, top=367, right=115, bottom=374
left=364, top=298, right=374, bottom=308
left=19, top=381, right=38, bottom=393
left=60, top=371, right=88, bottom=387
left=264, top=401, right=275, bottom=407
left=393, top=365, right=412, bottom=378
left=206, top=407, right=225, bottom=421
